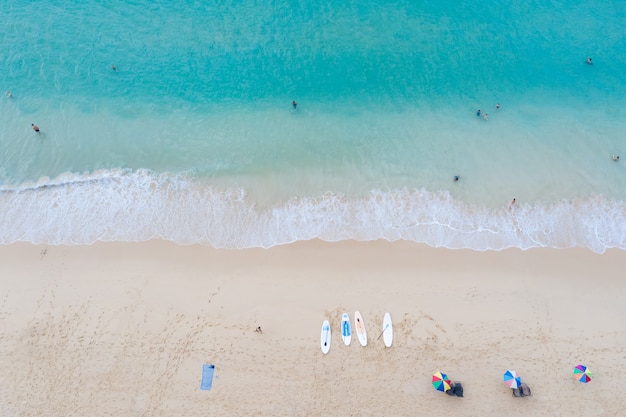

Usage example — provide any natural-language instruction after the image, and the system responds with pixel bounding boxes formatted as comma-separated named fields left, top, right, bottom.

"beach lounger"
left=520, top=383, right=532, bottom=397
left=512, top=388, right=522, bottom=397
left=453, top=381, right=464, bottom=397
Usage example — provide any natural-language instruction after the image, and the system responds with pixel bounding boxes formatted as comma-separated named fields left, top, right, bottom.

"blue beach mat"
left=200, top=364, right=215, bottom=390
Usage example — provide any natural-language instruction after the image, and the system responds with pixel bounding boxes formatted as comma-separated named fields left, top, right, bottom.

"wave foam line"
left=0, top=170, right=624, bottom=253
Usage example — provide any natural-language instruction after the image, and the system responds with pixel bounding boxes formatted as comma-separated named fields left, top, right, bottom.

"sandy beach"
left=0, top=240, right=624, bottom=416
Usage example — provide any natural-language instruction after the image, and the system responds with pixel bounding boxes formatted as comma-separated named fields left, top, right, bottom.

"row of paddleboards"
left=321, top=311, right=392, bottom=354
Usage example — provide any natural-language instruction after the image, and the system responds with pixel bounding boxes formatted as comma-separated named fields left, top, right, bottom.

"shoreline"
left=0, top=240, right=624, bottom=416
left=2, top=178, right=625, bottom=252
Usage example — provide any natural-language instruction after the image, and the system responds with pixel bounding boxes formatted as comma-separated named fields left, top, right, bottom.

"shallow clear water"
left=1, top=1, right=625, bottom=251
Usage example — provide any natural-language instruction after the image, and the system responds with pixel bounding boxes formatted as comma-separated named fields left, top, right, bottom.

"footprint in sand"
left=411, top=312, right=450, bottom=347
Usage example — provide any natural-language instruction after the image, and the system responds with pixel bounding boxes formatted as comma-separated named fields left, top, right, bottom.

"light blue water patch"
left=1, top=1, right=625, bottom=251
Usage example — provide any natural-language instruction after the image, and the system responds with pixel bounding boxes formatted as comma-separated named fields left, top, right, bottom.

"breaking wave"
left=1, top=169, right=624, bottom=253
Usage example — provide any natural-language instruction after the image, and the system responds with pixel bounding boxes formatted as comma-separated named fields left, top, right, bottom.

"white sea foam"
left=0, top=170, right=624, bottom=253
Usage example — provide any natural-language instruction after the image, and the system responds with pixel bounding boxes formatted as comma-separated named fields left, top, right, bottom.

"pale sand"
left=0, top=240, right=625, bottom=417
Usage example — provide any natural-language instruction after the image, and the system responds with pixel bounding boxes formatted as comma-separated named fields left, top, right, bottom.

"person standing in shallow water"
left=292, top=100, right=297, bottom=109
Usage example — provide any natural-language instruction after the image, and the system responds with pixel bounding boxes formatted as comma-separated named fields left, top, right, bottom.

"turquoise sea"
left=1, top=1, right=625, bottom=252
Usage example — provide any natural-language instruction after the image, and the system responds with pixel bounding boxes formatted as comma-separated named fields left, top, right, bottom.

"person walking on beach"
left=31, top=124, right=40, bottom=133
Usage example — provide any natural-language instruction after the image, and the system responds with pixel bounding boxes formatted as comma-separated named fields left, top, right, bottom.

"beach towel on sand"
left=200, top=364, right=215, bottom=390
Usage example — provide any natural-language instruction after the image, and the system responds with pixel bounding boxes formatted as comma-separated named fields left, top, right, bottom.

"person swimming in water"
left=453, top=175, right=459, bottom=182
left=496, top=103, right=500, bottom=109
left=613, top=155, right=620, bottom=161
left=483, top=113, right=488, bottom=121
left=31, top=124, right=40, bottom=133
left=586, top=57, right=593, bottom=65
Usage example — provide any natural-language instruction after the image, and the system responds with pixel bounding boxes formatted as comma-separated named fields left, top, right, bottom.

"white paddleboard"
left=341, top=313, right=352, bottom=346
left=382, top=312, right=393, bottom=347
left=354, top=311, right=367, bottom=346
left=320, top=320, right=331, bottom=354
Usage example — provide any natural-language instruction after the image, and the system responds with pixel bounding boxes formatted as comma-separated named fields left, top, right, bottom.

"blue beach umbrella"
left=503, top=370, right=522, bottom=389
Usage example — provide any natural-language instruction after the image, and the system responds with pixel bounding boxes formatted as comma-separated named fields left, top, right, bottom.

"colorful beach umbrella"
left=503, top=370, right=522, bottom=389
left=432, top=372, right=452, bottom=392
left=574, top=365, right=592, bottom=383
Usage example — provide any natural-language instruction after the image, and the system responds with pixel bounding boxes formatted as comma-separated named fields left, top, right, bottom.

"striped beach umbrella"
left=503, top=370, right=522, bottom=389
left=574, top=365, right=592, bottom=383
left=432, top=371, right=452, bottom=392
